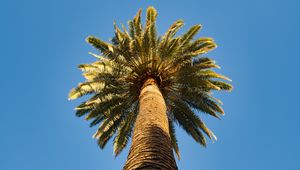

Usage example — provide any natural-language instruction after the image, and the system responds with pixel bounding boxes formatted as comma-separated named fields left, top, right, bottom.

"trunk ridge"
left=123, top=78, right=178, bottom=170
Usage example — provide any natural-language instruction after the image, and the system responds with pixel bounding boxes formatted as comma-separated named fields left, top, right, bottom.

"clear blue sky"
left=1, top=0, right=299, bottom=169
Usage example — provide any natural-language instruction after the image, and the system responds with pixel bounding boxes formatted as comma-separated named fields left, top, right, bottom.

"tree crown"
left=69, top=6, right=232, bottom=158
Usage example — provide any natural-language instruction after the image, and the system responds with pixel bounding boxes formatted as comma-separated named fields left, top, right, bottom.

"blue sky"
left=1, top=0, right=299, bottom=169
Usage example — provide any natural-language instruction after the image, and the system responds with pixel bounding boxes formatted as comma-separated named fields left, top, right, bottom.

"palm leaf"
left=169, top=120, right=180, bottom=159
left=113, top=102, right=138, bottom=156
left=68, top=82, right=105, bottom=100
left=209, top=80, right=233, bottom=91
left=180, top=24, right=202, bottom=48
left=169, top=97, right=207, bottom=146
left=133, top=9, right=143, bottom=38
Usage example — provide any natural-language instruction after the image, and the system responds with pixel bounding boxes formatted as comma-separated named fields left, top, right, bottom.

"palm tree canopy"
left=69, top=6, right=232, bottom=158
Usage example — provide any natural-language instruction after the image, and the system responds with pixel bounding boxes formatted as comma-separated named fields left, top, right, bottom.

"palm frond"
left=173, top=98, right=217, bottom=141
left=189, top=41, right=217, bottom=56
left=89, top=115, right=105, bottom=127
left=158, top=20, right=184, bottom=59
left=169, top=120, right=180, bottom=159
left=179, top=24, right=202, bottom=48
left=68, top=82, right=105, bottom=100
left=162, top=20, right=184, bottom=41
left=94, top=113, right=124, bottom=148
left=198, top=70, right=232, bottom=81
left=169, top=97, right=207, bottom=146
left=86, top=36, right=115, bottom=57
left=209, top=80, right=233, bottom=91
left=182, top=91, right=221, bottom=119
left=146, top=6, right=158, bottom=50
left=113, top=102, right=138, bottom=156
left=133, top=9, right=143, bottom=38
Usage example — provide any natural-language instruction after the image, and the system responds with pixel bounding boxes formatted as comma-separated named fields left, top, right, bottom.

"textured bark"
left=123, top=78, right=178, bottom=170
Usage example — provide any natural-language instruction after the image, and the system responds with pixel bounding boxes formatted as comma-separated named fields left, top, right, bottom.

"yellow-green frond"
left=68, top=82, right=105, bottom=100
left=180, top=24, right=202, bottom=47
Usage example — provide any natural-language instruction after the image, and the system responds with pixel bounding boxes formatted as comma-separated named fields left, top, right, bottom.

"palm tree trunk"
left=123, top=78, right=178, bottom=170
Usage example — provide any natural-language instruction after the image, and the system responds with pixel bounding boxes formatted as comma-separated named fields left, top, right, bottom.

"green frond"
left=188, top=37, right=214, bottom=48
left=172, top=98, right=216, bottom=141
left=113, top=103, right=138, bottom=156
left=165, top=38, right=181, bottom=58
left=197, top=117, right=217, bottom=141
left=121, top=24, right=131, bottom=38
left=189, top=100, right=221, bottom=119
left=198, top=70, right=232, bottom=81
left=162, top=20, right=184, bottom=41
left=189, top=41, right=217, bottom=56
left=78, top=60, right=114, bottom=76
left=193, top=57, right=214, bottom=65
left=117, top=36, right=132, bottom=62
left=75, top=107, right=92, bottom=117
left=85, top=107, right=103, bottom=121
left=89, top=95, right=125, bottom=118
left=89, top=115, right=105, bottom=127
left=201, top=80, right=222, bottom=91
left=82, top=72, right=99, bottom=81
left=95, top=93, right=138, bottom=148
left=194, top=62, right=220, bottom=70
left=173, top=112, right=207, bottom=146
left=142, top=24, right=151, bottom=55
left=208, top=95, right=223, bottom=105
left=93, top=103, right=127, bottom=139
left=88, top=52, right=106, bottom=60
left=203, top=97, right=225, bottom=115
left=130, top=35, right=143, bottom=59
left=180, top=90, right=221, bottom=119
left=180, top=24, right=202, bottom=47
left=176, top=68, right=222, bottom=91
left=78, top=63, right=98, bottom=73
left=146, top=6, right=158, bottom=50
left=146, top=6, right=157, bottom=25
left=157, top=20, right=183, bottom=57
left=209, top=80, right=233, bottom=91
left=68, top=82, right=105, bottom=100
left=93, top=101, right=132, bottom=148
left=74, top=96, right=101, bottom=117
left=75, top=99, right=95, bottom=110
left=128, top=20, right=135, bottom=39
left=86, top=36, right=115, bottom=58
left=181, top=38, right=213, bottom=57
left=133, top=9, right=143, bottom=38
left=113, top=21, right=125, bottom=43
left=95, top=114, right=124, bottom=148
left=169, top=120, right=180, bottom=159
left=194, top=61, right=221, bottom=71
left=170, top=98, right=207, bottom=146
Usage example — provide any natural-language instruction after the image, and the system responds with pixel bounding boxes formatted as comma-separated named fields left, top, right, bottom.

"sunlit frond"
left=180, top=24, right=202, bottom=47
left=68, top=82, right=105, bottom=100
left=133, top=9, right=143, bottom=38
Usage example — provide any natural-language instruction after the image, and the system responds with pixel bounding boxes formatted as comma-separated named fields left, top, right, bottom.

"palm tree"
left=69, top=6, right=232, bottom=170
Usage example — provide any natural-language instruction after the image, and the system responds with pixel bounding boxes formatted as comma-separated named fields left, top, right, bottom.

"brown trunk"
left=123, top=78, right=178, bottom=170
